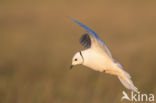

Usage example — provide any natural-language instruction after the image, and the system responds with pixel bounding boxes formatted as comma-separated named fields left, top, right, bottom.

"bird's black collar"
left=79, top=51, right=84, bottom=63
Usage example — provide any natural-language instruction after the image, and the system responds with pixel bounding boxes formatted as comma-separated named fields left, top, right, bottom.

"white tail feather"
left=117, top=70, right=138, bottom=92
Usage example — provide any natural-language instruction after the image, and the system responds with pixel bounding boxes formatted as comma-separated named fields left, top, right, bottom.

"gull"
left=70, top=19, right=138, bottom=92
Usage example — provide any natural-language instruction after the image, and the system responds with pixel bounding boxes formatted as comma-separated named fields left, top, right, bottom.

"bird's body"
left=82, top=48, right=114, bottom=72
left=70, top=19, right=138, bottom=92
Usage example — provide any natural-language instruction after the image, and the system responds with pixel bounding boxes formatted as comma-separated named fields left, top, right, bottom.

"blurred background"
left=0, top=0, right=156, bottom=103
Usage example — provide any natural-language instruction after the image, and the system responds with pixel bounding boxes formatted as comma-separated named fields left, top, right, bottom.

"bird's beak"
left=70, top=65, right=73, bottom=70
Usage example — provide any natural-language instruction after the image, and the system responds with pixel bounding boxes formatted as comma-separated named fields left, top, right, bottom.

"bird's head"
left=70, top=51, right=84, bottom=69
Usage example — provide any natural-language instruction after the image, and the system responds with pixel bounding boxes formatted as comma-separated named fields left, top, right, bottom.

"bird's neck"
left=80, top=49, right=91, bottom=65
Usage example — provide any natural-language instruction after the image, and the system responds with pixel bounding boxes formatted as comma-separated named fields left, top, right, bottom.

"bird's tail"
left=117, top=69, right=138, bottom=92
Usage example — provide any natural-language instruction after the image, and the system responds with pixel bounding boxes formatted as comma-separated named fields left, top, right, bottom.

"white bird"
left=70, top=19, right=138, bottom=92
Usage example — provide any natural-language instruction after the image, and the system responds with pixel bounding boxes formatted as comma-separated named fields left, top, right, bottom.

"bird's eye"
left=75, top=59, right=77, bottom=61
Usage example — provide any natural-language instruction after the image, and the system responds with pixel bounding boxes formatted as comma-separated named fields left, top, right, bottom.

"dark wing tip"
left=80, top=33, right=91, bottom=48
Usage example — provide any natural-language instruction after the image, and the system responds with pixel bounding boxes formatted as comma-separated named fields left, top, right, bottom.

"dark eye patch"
left=75, top=59, right=77, bottom=61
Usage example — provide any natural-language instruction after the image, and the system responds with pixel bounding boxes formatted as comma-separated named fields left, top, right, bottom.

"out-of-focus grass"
left=0, top=1, right=156, bottom=103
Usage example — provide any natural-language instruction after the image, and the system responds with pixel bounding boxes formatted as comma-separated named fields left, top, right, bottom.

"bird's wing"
left=114, top=59, right=124, bottom=70
left=72, top=19, right=113, bottom=59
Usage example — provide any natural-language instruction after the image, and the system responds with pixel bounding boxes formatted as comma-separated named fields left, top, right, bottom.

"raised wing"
left=72, top=19, right=113, bottom=59
left=80, top=33, right=91, bottom=48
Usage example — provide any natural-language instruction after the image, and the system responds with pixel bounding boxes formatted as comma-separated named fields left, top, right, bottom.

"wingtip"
left=70, top=18, right=81, bottom=25
left=69, top=18, right=102, bottom=42
left=69, top=17, right=77, bottom=22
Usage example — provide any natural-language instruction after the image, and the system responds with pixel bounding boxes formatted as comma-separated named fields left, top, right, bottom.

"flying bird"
left=70, top=19, right=138, bottom=92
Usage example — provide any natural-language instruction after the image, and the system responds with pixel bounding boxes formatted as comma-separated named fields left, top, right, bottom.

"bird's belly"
left=84, top=55, right=113, bottom=72
left=88, top=61, right=108, bottom=72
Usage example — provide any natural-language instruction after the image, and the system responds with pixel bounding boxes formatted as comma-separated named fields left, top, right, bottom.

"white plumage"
left=71, top=19, right=138, bottom=92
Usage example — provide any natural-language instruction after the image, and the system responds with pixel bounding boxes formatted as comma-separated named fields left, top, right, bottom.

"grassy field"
left=0, top=1, right=156, bottom=103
